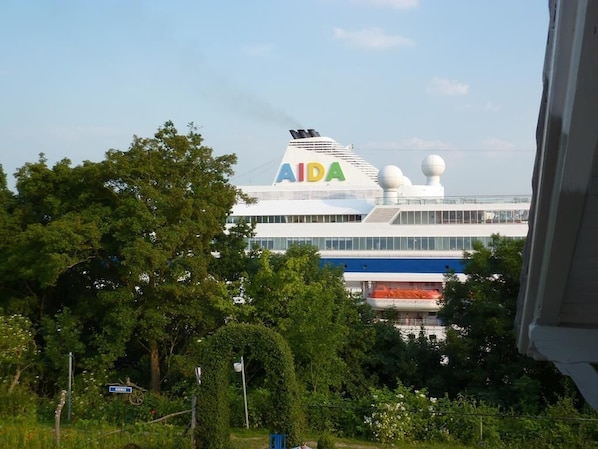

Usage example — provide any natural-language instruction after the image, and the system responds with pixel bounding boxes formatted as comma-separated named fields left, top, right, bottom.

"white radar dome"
left=421, top=155, right=445, bottom=186
left=422, top=154, right=446, bottom=176
left=377, top=165, right=403, bottom=189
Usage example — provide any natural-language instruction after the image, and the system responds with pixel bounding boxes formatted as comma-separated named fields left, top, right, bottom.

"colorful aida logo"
left=275, top=162, right=346, bottom=183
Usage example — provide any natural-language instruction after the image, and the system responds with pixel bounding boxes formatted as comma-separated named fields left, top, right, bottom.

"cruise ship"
left=230, top=129, right=530, bottom=339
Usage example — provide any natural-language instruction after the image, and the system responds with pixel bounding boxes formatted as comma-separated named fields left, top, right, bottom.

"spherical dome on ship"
left=421, top=155, right=446, bottom=177
left=377, top=165, right=403, bottom=189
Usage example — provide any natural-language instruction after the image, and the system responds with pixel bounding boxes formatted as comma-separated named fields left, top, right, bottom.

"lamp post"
left=233, top=356, right=249, bottom=429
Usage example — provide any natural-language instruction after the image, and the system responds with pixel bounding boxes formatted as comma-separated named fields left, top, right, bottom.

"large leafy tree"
left=437, top=235, right=564, bottom=411
left=93, top=121, right=247, bottom=392
left=0, top=166, right=22, bottom=310
left=245, top=244, right=369, bottom=395
left=0, top=122, right=251, bottom=394
left=0, top=156, right=120, bottom=391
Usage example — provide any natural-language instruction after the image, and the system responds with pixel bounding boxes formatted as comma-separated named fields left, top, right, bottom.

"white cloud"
left=333, top=27, right=415, bottom=49
left=426, top=77, right=469, bottom=96
left=364, top=137, right=451, bottom=151
left=351, top=0, right=419, bottom=9
left=243, top=43, right=276, bottom=57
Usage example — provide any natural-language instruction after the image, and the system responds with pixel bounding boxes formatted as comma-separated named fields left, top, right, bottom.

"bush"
left=317, top=432, right=335, bottom=449
left=0, top=387, right=38, bottom=421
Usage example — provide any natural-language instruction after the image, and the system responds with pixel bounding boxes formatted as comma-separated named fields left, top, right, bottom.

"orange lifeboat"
left=371, top=285, right=442, bottom=299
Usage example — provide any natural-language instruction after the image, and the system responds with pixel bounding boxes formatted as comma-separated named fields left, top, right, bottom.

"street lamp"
left=233, top=356, right=249, bottom=429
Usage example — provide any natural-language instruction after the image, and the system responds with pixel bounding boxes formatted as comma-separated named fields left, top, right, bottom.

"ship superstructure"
left=231, top=130, right=530, bottom=339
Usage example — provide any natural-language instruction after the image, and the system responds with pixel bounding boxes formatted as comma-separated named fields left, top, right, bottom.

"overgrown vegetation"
left=1, top=123, right=597, bottom=448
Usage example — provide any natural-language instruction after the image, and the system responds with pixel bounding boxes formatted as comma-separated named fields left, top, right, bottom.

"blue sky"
left=0, top=0, right=548, bottom=195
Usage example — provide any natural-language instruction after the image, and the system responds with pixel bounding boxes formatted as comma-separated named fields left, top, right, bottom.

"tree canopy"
left=0, top=121, right=252, bottom=393
left=437, top=235, right=566, bottom=411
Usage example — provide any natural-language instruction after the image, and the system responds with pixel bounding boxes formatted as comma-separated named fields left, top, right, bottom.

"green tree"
left=245, top=245, right=364, bottom=395
left=437, top=234, right=564, bottom=410
left=0, top=155, right=136, bottom=394
left=363, top=321, right=407, bottom=390
left=95, top=121, right=248, bottom=392
left=0, top=122, right=252, bottom=395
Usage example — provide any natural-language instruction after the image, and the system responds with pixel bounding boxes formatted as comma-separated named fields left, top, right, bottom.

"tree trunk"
left=8, top=366, right=21, bottom=394
left=149, top=339, right=161, bottom=393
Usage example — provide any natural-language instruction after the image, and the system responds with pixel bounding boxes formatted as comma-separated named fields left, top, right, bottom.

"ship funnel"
left=289, top=129, right=320, bottom=139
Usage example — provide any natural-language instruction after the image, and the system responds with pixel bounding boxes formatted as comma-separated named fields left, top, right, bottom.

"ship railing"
left=382, top=318, right=444, bottom=327
left=375, top=195, right=532, bottom=206
left=240, top=189, right=382, bottom=202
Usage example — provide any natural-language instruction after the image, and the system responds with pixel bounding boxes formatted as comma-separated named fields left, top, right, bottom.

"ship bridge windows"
left=245, top=235, right=522, bottom=252
left=286, top=238, right=312, bottom=247
left=325, top=238, right=353, bottom=250
left=393, top=208, right=529, bottom=225
left=228, top=214, right=363, bottom=224
left=250, top=238, right=274, bottom=250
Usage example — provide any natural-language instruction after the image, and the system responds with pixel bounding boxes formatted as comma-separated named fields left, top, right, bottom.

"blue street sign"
left=109, top=385, right=133, bottom=394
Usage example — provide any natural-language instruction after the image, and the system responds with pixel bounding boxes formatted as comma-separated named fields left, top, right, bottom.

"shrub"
left=0, top=387, right=38, bottom=421
left=363, top=383, right=443, bottom=444
left=317, top=432, right=335, bottom=449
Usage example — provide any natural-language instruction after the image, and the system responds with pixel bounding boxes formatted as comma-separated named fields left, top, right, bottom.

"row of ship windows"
left=228, top=209, right=529, bottom=225
left=395, top=209, right=529, bottom=225
left=248, top=235, right=518, bottom=252
left=228, top=215, right=363, bottom=224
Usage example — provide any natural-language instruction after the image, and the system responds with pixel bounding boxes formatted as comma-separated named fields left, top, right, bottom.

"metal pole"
left=480, top=416, right=483, bottom=442
left=67, top=352, right=73, bottom=421
left=241, top=356, right=249, bottom=429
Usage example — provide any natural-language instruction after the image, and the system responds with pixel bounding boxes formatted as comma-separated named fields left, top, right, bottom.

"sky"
left=0, top=0, right=549, bottom=196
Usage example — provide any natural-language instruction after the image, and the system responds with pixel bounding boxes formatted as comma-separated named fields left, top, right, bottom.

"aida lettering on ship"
left=230, top=129, right=530, bottom=339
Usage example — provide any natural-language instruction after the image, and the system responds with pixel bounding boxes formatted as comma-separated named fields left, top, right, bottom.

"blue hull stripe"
left=322, top=257, right=465, bottom=274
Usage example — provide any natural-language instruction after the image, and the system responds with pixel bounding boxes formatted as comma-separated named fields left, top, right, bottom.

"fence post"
left=54, top=390, right=67, bottom=448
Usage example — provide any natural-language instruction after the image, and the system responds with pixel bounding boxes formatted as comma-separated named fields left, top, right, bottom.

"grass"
left=0, top=421, right=476, bottom=449
left=230, top=428, right=476, bottom=449
left=0, top=420, right=194, bottom=449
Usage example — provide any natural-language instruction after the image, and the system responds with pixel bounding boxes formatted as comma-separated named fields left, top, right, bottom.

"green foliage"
left=362, top=322, right=406, bottom=390
left=196, top=323, right=304, bottom=449
left=0, top=121, right=253, bottom=398
left=363, top=383, right=503, bottom=446
left=435, top=394, right=500, bottom=446
left=97, top=121, right=247, bottom=391
left=0, top=419, right=194, bottom=449
left=317, top=432, right=335, bottom=449
left=0, top=312, right=39, bottom=394
left=364, top=383, right=439, bottom=444
left=229, top=386, right=263, bottom=428
left=495, top=395, right=598, bottom=449
left=437, top=234, right=564, bottom=409
left=0, top=387, right=38, bottom=420
left=246, top=244, right=372, bottom=396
